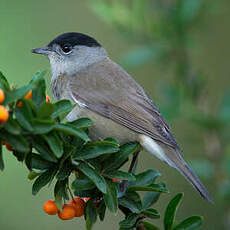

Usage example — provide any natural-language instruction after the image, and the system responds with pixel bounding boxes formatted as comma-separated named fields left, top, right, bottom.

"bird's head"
left=31, top=32, right=108, bottom=76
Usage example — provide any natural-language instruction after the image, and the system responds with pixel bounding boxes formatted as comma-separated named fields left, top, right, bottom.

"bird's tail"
left=139, top=134, right=213, bottom=203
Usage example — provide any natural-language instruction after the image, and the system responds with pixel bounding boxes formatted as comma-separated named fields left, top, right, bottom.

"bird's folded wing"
left=69, top=59, right=181, bottom=151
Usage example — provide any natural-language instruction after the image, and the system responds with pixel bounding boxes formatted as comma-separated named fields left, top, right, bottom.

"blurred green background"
left=0, top=0, right=230, bottom=229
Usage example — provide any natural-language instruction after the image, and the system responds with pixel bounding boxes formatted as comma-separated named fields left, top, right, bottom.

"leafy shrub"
left=0, top=71, right=203, bottom=229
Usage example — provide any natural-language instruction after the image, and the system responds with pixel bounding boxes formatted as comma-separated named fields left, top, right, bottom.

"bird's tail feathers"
left=139, top=134, right=213, bottom=203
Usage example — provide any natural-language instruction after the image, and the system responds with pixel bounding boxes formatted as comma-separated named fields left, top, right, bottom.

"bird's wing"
left=69, top=58, right=181, bottom=151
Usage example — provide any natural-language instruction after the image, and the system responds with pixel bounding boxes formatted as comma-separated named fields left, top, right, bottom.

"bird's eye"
left=61, top=45, right=72, bottom=54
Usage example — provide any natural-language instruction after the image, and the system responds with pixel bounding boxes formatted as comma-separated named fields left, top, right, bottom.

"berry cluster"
left=1, top=88, right=51, bottom=151
left=0, top=89, right=9, bottom=123
left=43, top=197, right=89, bottom=220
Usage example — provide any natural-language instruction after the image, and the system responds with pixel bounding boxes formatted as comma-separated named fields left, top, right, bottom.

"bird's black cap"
left=48, top=32, right=101, bottom=48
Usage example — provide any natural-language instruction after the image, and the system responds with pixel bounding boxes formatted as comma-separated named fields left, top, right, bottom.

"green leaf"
left=74, top=189, right=95, bottom=198
left=27, top=171, right=41, bottom=180
left=119, top=191, right=142, bottom=213
left=164, top=193, right=184, bottom=230
left=30, top=71, right=47, bottom=86
left=85, top=199, right=97, bottom=230
left=72, top=177, right=96, bottom=191
left=74, top=141, right=119, bottom=160
left=104, top=179, right=118, bottom=213
left=97, top=200, right=106, bottom=221
left=119, top=213, right=139, bottom=229
left=0, top=140, right=4, bottom=170
left=0, top=71, right=10, bottom=92
left=13, top=150, right=26, bottom=162
left=32, top=167, right=57, bottom=195
left=56, top=161, right=72, bottom=181
left=129, top=169, right=161, bottom=187
left=174, top=216, right=203, bottom=230
left=30, top=136, right=57, bottom=163
left=31, top=77, right=46, bottom=107
left=5, top=85, right=32, bottom=104
left=54, top=124, right=90, bottom=142
left=142, top=192, right=161, bottom=209
left=104, top=170, right=136, bottom=181
left=142, top=208, right=160, bottom=219
left=142, top=221, right=160, bottom=230
left=54, top=179, right=69, bottom=201
left=32, top=119, right=55, bottom=134
left=1, top=130, right=30, bottom=153
left=104, top=142, right=141, bottom=171
left=103, top=137, right=120, bottom=146
left=51, top=99, right=74, bottom=119
left=128, top=182, right=168, bottom=193
left=78, top=162, right=107, bottom=194
left=3, top=117, right=21, bottom=135
left=54, top=193, right=63, bottom=211
left=43, top=132, right=63, bottom=158
left=30, top=153, right=55, bottom=170
left=15, top=100, right=34, bottom=131
left=68, top=117, right=93, bottom=129
left=37, top=102, right=55, bottom=118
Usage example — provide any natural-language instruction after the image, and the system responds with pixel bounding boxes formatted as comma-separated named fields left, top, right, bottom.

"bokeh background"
left=0, top=0, right=230, bottom=229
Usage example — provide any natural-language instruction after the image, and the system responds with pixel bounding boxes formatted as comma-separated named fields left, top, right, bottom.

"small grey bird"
left=32, top=32, right=212, bottom=202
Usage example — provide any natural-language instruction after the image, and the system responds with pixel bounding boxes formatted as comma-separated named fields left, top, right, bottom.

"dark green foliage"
left=0, top=72, right=203, bottom=229
left=164, top=193, right=184, bottom=230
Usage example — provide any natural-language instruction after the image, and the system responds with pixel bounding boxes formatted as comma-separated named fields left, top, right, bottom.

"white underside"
left=138, top=134, right=175, bottom=168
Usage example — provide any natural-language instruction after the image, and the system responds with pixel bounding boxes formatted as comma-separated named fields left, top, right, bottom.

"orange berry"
left=82, top=197, right=90, bottom=203
left=112, top=178, right=119, bottom=182
left=43, top=200, right=59, bottom=215
left=17, top=90, right=33, bottom=107
left=17, top=100, right=23, bottom=107
left=46, top=95, right=51, bottom=102
left=0, top=89, right=5, bottom=104
left=0, top=105, right=9, bottom=123
left=69, top=197, right=85, bottom=217
left=58, top=204, right=76, bottom=220
left=25, top=90, right=32, bottom=99
left=5, top=143, right=13, bottom=151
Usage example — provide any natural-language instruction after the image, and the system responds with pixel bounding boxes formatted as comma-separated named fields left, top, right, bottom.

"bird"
left=31, top=32, right=212, bottom=202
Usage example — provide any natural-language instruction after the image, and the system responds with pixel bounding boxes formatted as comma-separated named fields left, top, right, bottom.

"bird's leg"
left=120, top=151, right=140, bottom=193
left=128, top=151, right=140, bottom=174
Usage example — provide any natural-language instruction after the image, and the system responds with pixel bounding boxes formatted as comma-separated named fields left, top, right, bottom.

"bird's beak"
left=31, top=46, right=53, bottom=55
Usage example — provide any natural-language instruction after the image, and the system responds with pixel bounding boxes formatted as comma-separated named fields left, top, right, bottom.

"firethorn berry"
left=0, top=105, right=9, bottom=123
left=69, top=197, right=85, bottom=217
left=112, top=178, right=119, bottom=182
left=82, top=197, right=90, bottom=203
left=17, top=100, right=23, bottom=107
left=5, top=143, right=13, bottom=151
left=0, top=89, right=5, bottom=104
left=17, top=90, right=33, bottom=107
left=58, top=204, right=76, bottom=220
left=25, top=90, right=32, bottom=99
left=43, top=200, right=59, bottom=215
left=46, top=95, right=51, bottom=102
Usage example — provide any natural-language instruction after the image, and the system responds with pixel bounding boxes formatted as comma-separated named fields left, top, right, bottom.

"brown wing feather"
left=69, top=58, right=181, bottom=151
